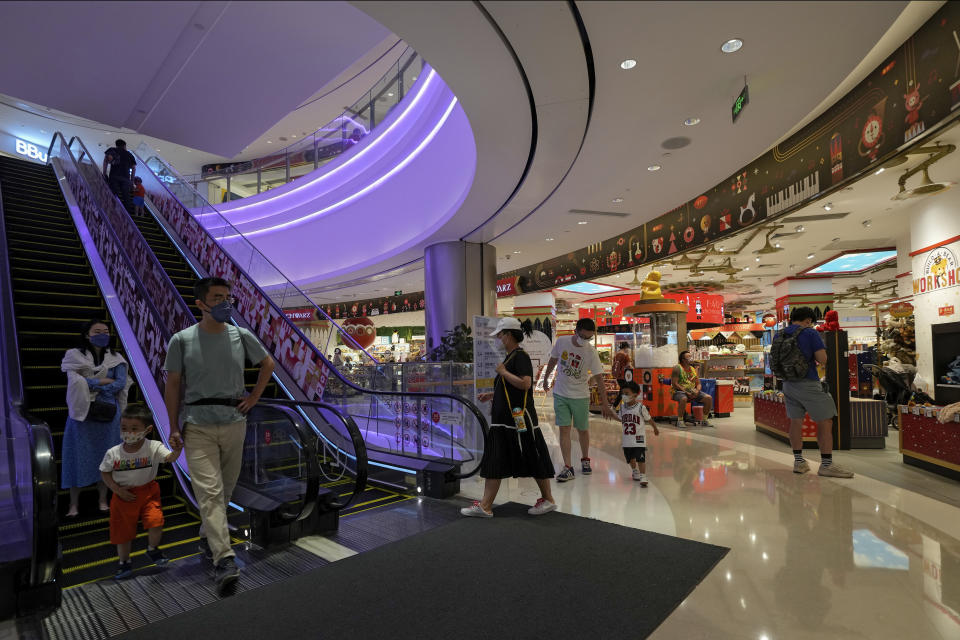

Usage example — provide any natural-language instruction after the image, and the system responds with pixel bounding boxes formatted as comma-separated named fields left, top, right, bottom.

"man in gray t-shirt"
left=164, top=277, right=275, bottom=593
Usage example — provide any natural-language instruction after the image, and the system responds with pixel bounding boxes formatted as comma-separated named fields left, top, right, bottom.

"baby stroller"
left=863, top=364, right=912, bottom=431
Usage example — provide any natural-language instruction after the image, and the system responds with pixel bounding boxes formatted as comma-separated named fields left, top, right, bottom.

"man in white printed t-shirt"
left=543, top=318, right=616, bottom=482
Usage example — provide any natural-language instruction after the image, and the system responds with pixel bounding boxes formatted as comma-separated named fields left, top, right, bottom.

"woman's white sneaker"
left=527, top=498, right=557, bottom=515
left=460, top=501, right=493, bottom=517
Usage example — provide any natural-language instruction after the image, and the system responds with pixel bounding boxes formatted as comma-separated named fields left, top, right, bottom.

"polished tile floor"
left=459, top=402, right=960, bottom=640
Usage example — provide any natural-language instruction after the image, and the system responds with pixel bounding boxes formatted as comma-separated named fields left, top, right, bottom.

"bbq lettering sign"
left=913, top=245, right=960, bottom=296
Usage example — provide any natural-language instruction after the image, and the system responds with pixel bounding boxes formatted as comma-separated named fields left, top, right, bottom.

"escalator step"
left=10, top=267, right=96, bottom=283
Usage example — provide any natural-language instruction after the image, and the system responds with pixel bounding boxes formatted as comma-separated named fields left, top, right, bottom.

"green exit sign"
left=394, top=290, right=403, bottom=296
left=732, top=84, right=749, bottom=122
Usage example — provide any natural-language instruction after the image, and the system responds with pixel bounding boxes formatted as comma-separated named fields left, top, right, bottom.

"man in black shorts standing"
left=102, top=139, right=136, bottom=214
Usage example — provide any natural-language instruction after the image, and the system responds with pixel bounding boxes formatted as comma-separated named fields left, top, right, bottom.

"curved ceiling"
left=490, top=0, right=911, bottom=270
left=298, top=0, right=913, bottom=304
left=0, top=1, right=390, bottom=157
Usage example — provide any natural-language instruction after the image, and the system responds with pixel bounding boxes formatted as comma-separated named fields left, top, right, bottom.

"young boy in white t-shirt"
left=100, top=405, right=182, bottom=579
left=617, top=381, right=659, bottom=486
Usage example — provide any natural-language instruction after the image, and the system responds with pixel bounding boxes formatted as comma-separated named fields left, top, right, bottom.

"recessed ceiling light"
left=755, top=257, right=760, bottom=262
left=612, top=197, right=624, bottom=203
left=620, top=59, right=637, bottom=70
left=823, top=203, right=832, bottom=211
left=513, top=250, right=521, bottom=254
left=862, top=219, right=872, bottom=227
left=291, top=134, right=297, bottom=138
left=683, top=117, right=701, bottom=126
left=578, top=221, right=588, bottom=225
left=388, top=92, right=394, bottom=97
left=267, top=141, right=272, bottom=144
left=774, top=243, right=781, bottom=248
left=875, top=167, right=885, bottom=175
left=647, top=164, right=662, bottom=171
left=807, top=253, right=815, bottom=259
left=744, top=267, right=750, bottom=271
left=546, top=238, right=554, bottom=241
left=721, top=38, right=743, bottom=53
left=795, top=225, right=805, bottom=232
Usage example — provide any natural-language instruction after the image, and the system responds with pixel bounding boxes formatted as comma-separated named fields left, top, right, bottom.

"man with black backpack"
left=771, top=307, right=854, bottom=478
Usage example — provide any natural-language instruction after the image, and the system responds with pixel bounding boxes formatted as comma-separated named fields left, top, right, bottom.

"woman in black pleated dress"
left=461, top=317, right=557, bottom=518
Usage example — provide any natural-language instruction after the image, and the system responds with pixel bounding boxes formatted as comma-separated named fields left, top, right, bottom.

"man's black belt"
left=185, top=398, right=242, bottom=407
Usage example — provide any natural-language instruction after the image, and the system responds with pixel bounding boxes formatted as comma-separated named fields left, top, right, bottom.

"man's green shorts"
left=554, top=394, right=590, bottom=431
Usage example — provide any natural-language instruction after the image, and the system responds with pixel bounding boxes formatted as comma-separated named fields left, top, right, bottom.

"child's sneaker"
left=639, top=474, right=648, bottom=488
left=581, top=457, right=592, bottom=475
left=631, top=468, right=642, bottom=481
left=556, top=466, right=575, bottom=482
left=145, top=546, right=169, bottom=567
left=527, top=498, right=557, bottom=516
left=114, top=561, right=133, bottom=580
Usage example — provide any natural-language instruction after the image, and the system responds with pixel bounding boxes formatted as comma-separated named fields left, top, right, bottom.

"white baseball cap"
left=489, top=316, right=522, bottom=336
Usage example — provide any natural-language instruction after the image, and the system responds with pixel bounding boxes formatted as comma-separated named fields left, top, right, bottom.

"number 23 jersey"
left=618, top=401, right=651, bottom=447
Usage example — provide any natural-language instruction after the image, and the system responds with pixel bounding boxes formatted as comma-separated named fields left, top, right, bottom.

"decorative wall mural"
left=499, top=3, right=960, bottom=294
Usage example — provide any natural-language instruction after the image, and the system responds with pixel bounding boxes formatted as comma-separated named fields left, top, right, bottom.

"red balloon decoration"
left=342, top=316, right=377, bottom=349
left=762, top=315, right=777, bottom=328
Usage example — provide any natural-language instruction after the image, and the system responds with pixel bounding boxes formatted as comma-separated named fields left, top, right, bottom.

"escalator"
left=130, top=197, right=396, bottom=514
left=136, top=150, right=489, bottom=497
left=128, top=213, right=288, bottom=404
left=40, top=134, right=371, bottom=579
left=0, top=156, right=203, bottom=587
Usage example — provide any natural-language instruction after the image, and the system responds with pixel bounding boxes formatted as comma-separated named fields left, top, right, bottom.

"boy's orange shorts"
left=109, top=480, right=164, bottom=544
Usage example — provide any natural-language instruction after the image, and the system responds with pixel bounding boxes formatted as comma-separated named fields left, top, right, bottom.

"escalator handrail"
left=27, top=419, right=58, bottom=586
left=244, top=402, right=321, bottom=525
left=0, top=168, right=60, bottom=587
left=45, top=132, right=202, bottom=509
left=136, top=150, right=489, bottom=478
left=137, top=149, right=380, bottom=362
left=261, top=399, right=368, bottom=509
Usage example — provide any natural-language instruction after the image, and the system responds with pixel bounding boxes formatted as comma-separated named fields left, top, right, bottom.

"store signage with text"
left=890, top=302, right=914, bottom=318
left=283, top=307, right=317, bottom=322
left=912, top=244, right=960, bottom=295
left=15, top=139, right=47, bottom=163
left=940, top=305, right=955, bottom=317
left=496, top=277, right=519, bottom=298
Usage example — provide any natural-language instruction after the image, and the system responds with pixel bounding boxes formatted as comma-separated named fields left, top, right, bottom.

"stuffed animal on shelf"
left=640, top=271, right=663, bottom=300
left=880, top=313, right=917, bottom=365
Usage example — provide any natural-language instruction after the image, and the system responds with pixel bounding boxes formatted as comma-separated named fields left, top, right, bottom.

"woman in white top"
left=60, top=320, right=133, bottom=516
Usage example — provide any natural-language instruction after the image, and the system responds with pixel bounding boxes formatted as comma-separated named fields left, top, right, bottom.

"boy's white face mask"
left=121, top=431, right=146, bottom=445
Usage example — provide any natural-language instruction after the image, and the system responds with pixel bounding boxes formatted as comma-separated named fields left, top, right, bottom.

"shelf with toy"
left=589, top=374, right=620, bottom=413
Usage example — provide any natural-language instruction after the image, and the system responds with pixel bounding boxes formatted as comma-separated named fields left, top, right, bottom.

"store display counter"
left=899, top=406, right=960, bottom=481
left=753, top=392, right=886, bottom=449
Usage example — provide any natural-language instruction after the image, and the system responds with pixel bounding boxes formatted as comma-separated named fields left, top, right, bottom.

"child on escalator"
left=132, top=177, right=146, bottom=217
left=99, top=404, right=182, bottom=579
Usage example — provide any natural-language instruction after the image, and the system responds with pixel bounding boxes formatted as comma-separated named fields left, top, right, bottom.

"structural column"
left=424, top=241, right=496, bottom=354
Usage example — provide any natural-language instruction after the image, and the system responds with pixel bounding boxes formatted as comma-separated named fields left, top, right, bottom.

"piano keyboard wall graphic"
left=765, top=171, right=821, bottom=217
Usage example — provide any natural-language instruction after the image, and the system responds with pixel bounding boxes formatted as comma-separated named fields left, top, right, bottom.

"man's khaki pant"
left=184, top=422, right=246, bottom=565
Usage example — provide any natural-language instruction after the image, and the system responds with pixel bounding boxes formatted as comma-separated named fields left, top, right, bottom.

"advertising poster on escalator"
left=473, top=316, right=505, bottom=423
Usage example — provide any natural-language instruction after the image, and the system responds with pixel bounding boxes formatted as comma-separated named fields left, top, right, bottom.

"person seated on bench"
left=671, top=350, right=713, bottom=427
